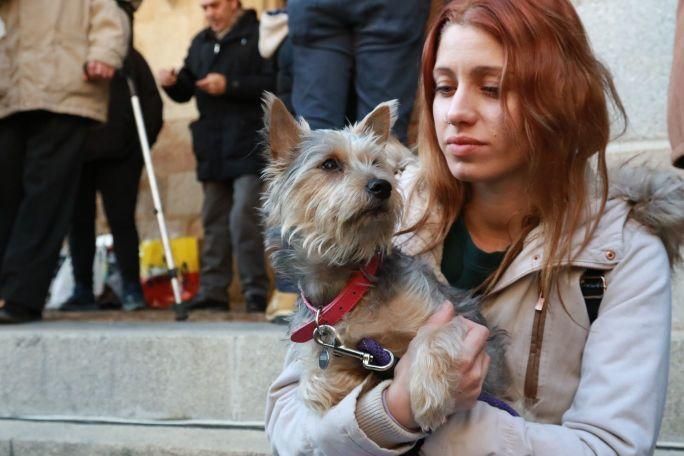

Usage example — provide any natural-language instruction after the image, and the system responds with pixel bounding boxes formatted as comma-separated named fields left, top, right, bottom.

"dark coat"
left=275, top=35, right=294, bottom=115
left=83, top=47, right=163, bottom=161
left=164, top=10, right=275, bottom=181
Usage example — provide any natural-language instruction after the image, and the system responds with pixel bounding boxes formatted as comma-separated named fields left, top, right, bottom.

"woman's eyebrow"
left=471, top=65, right=503, bottom=78
left=432, top=65, right=502, bottom=78
left=433, top=66, right=454, bottom=78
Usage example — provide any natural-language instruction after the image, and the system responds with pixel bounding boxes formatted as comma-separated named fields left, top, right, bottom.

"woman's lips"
left=446, top=136, right=486, bottom=157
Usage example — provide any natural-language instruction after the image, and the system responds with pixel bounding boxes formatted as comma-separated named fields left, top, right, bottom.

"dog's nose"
left=366, top=178, right=392, bottom=200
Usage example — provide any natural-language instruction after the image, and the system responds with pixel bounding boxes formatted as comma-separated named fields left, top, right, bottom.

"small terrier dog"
left=261, top=94, right=509, bottom=431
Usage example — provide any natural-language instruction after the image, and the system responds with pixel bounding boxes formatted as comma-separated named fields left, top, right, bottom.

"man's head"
left=200, top=0, right=240, bottom=33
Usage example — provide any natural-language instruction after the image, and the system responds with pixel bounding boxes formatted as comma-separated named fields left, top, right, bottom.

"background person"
left=287, top=0, right=430, bottom=144
left=61, top=0, right=164, bottom=313
left=0, top=0, right=129, bottom=324
left=158, top=0, right=274, bottom=313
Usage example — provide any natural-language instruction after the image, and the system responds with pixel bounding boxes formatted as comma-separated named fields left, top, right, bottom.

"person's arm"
left=87, top=0, right=129, bottom=70
left=131, top=49, right=164, bottom=146
left=418, top=222, right=671, bottom=455
left=265, top=346, right=423, bottom=455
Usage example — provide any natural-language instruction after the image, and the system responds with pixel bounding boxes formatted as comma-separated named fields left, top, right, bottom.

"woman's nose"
left=446, top=88, right=477, bottom=126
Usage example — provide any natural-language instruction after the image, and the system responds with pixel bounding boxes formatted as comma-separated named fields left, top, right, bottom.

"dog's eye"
left=321, top=159, right=340, bottom=171
left=372, top=159, right=381, bottom=167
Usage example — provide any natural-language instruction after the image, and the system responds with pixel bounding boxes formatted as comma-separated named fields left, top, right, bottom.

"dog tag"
left=315, top=325, right=337, bottom=370
left=318, top=349, right=330, bottom=369
left=0, top=18, right=5, bottom=39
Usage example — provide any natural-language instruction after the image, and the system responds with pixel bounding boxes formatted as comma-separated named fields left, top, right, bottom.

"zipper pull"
left=535, top=293, right=545, bottom=311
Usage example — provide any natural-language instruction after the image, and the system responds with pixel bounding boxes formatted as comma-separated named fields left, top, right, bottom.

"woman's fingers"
left=459, top=316, right=490, bottom=366
left=453, top=350, right=491, bottom=411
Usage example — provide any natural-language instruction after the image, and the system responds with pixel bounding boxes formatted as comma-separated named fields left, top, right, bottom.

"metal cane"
left=124, top=74, right=189, bottom=321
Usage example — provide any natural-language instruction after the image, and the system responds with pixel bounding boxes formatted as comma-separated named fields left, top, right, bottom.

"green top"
left=440, top=216, right=506, bottom=291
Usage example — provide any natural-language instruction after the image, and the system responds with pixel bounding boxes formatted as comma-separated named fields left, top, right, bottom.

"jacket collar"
left=487, top=199, right=628, bottom=294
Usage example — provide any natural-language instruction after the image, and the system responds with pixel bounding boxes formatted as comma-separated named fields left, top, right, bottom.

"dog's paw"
left=409, top=318, right=467, bottom=431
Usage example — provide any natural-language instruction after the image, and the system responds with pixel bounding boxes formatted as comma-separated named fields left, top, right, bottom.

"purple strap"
left=357, top=337, right=518, bottom=417
left=478, top=391, right=519, bottom=416
left=357, top=337, right=392, bottom=366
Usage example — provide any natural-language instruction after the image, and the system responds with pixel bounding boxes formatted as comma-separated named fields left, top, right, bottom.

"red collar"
left=290, top=254, right=382, bottom=343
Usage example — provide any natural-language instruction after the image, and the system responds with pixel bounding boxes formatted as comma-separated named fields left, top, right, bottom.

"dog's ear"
left=262, top=92, right=304, bottom=161
left=354, top=100, right=399, bottom=143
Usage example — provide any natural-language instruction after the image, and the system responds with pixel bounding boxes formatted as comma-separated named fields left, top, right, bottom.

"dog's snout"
left=366, top=178, right=392, bottom=200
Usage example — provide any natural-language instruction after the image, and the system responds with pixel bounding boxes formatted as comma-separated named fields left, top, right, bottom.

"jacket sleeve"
left=415, top=222, right=671, bottom=455
left=163, top=45, right=197, bottom=103
left=87, top=0, right=129, bottom=68
left=265, top=345, right=424, bottom=455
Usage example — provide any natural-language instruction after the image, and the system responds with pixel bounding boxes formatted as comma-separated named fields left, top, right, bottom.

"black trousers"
left=0, top=111, right=89, bottom=315
left=69, top=150, right=144, bottom=292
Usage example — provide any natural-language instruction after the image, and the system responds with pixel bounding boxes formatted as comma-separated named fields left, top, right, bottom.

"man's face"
left=200, top=0, right=238, bottom=33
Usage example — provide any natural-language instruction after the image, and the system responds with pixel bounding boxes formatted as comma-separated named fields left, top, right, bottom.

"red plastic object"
left=142, top=271, right=199, bottom=309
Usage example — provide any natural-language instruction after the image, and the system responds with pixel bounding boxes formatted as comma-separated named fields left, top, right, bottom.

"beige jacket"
left=266, top=166, right=684, bottom=455
left=0, top=0, right=130, bottom=122
left=669, top=0, right=684, bottom=168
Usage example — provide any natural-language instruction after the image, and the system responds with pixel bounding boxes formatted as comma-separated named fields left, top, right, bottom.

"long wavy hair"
left=407, top=0, right=626, bottom=295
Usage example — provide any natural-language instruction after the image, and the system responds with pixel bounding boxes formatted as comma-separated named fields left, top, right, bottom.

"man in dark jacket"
left=159, top=0, right=274, bottom=312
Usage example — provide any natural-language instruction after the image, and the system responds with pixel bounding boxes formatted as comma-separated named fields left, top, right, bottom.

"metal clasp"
left=312, top=325, right=395, bottom=372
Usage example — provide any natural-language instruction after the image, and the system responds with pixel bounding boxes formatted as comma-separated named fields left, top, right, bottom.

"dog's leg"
left=409, top=318, right=467, bottom=431
left=301, top=365, right=367, bottom=413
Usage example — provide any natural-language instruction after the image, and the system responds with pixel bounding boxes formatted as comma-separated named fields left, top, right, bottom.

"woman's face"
left=432, top=24, right=528, bottom=188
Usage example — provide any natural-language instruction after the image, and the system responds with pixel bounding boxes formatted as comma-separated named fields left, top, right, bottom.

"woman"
left=266, top=0, right=683, bottom=454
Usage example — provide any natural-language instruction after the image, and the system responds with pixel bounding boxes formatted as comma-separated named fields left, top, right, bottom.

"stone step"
left=0, top=321, right=682, bottom=445
left=0, top=420, right=270, bottom=456
left=0, top=420, right=681, bottom=456
left=0, top=321, right=288, bottom=423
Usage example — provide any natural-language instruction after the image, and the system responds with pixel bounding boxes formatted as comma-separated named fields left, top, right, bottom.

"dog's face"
left=261, top=94, right=403, bottom=266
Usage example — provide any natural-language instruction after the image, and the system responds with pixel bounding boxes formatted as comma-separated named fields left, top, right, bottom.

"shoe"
left=245, top=294, right=267, bottom=314
left=265, top=291, right=297, bottom=324
left=186, top=296, right=230, bottom=312
left=0, top=300, right=42, bottom=324
left=59, top=284, right=98, bottom=312
left=121, top=291, right=147, bottom=312
left=60, top=294, right=99, bottom=312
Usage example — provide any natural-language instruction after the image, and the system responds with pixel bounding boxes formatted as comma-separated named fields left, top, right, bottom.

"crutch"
left=124, top=74, right=189, bottom=321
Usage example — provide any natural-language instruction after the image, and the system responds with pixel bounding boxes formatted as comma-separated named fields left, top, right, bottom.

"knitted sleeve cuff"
left=355, top=380, right=425, bottom=449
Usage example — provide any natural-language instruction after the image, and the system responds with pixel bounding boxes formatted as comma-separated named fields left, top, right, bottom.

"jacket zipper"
left=524, top=292, right=547, bottom=404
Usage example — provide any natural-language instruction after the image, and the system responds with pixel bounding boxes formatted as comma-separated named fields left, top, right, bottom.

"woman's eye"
left=482, top=86, right=500, bottom=98
left=435, top=85, right=455, bottom=96
left=321, top=159, right=340, bottom=171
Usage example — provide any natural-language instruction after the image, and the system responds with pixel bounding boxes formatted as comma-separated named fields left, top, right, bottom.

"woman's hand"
left=384, top=302, right=491, bottom=429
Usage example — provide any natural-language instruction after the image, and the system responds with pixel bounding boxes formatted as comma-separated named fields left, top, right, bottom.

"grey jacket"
left=265, top=165, right=684, bottom=455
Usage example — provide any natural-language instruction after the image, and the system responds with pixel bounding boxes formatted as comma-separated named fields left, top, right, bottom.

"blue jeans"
left=288, top=0, right=430, bottom=144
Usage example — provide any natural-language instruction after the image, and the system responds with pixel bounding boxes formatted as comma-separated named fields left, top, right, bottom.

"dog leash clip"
left=313, top=325, right=395, bottom=372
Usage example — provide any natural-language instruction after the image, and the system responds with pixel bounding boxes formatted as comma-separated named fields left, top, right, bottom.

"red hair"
left=408, top=0, right=626, bottom=294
